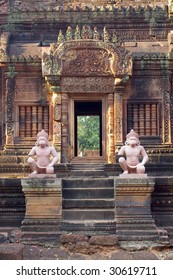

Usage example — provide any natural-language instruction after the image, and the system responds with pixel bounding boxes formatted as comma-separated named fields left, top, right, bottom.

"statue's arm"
left=118, top=146, right=125, bottom=156
left=47, top=147, right=59, bottom=167
left=28, top=147, right=36, bottom=157
left=139, top=146, right=149, bottom=166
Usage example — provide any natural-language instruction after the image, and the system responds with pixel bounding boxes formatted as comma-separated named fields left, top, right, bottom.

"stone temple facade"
left=1, top=0, right=173, bottom=243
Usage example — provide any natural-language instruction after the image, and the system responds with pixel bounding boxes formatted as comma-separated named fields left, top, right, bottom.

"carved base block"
left=28, top=174, right=57, bottom=178
left=21, top=178, right=62, bottom=241
left=115, top=177, right=159, bottom=241
left=119, top=174, right=148, bottom=178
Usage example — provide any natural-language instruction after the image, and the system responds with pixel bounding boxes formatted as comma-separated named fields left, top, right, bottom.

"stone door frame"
left=68, top=94, right=107, bottom=163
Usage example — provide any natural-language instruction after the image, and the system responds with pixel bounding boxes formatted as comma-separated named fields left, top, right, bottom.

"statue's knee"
left=119, top=157, right=125, bottom=164
left=28, top=157, right=35, bottom=164
left=46, top=167, right=54, bottom=174
left=137, top=166, right=145, bottom=174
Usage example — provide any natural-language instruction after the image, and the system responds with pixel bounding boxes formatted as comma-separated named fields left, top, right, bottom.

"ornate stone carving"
left=61, top=77, right=114, bottom=93
left=74, top=25, right=81, bottom=40
left=66, top=26, right=73, bottom=41
left=14, top=77, right=41, bottom=101
left=162, top=72, right=171, bottom=144
left=42, top=26, right=132, bottom=78
left=53, top=122, right=61, bottom=143
left=107, top=93, right=114, bottom=163
left=81, top=25, right=92, bottom=40
left=61, top=48, right=114, bottom=76
left=42, top=51, right=62, bottom=75
left=6, top=77, right=15, bottom=145
left=0, top=32, right=10, bottom=62
left=57, top=30, right=65, bottom=44
left=114, top=86, right=123, bottom=144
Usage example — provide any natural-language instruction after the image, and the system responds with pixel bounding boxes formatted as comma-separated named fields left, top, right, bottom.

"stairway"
left=61, top=177, right=116, bottom=235
left=70, top=163, right=105, bottom=177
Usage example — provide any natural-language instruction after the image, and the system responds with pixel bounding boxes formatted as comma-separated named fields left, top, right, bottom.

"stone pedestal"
left=115, top=176, right=159, bottom=241
left=21, top=178, right=62, bottom=242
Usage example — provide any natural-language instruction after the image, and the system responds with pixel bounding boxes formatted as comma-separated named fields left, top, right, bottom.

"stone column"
left=21, top=178, right=62, bottom=241
left=114, top=177, right=159, bottom=242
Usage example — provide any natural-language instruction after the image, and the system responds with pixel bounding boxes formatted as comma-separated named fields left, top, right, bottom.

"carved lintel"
left=61, top=77, right=114, bottom=94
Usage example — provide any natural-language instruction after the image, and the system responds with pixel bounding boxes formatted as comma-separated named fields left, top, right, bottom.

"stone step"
left=63, top=188, right=114, bottom=199
left=62, top=178, right=114, bottom=189
left=116, top=229, right=159, bottom=236
left=117, top=235, right=159, bottom=241
left=61, top=220, right=116, bottom=235
left=63, top=209, right=115, bottom=220
left=70, top=164, right=105, bottom=170
left=63, top=198, right=115, bottom=208
left=70, top=170, right=104, bottom=177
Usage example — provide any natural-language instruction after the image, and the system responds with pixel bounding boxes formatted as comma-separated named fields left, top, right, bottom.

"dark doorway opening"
left=74, top=101, right=102, bottom=157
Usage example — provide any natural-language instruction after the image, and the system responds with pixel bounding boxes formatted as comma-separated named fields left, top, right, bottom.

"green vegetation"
left=77, top=115, right=100, bottom=152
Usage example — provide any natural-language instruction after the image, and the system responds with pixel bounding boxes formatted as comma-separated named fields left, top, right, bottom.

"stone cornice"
left=9, top=4, right=168, bottom=16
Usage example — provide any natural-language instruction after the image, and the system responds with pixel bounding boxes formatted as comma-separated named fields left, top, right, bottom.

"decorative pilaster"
left=115, top=177, right=159, bottom=242
left=53, top=93, right=62, bottom=149
left=46, top=76, right=62, bottom=161
left=61, top=93, right=69, bottom=163
left=107, top=93, right=114, bottom=163
left=114, top=85, right=124, bottom=146
left=162, top=69, right=172, bottom=144
left=5, top=65, right=17, bottom=146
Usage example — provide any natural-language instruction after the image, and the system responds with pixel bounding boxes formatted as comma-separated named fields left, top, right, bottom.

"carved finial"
left=66, top=26, right=73, bottom=41
left=57, top=30, right=65, bottom=44
left=81, top=25, right=92, bottom=39
left=93, top=26, right=100, bottom=40
left=103, top=26, right=110, bottom=42
left=112, top=32, right=118, bottom=43
left=75, top=25, right=81, bottom=40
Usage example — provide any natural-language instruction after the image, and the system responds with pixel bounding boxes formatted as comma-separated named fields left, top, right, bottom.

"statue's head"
left=126, top=129, right=140, bottom=146
left=36, top=130, right=50, bottom=147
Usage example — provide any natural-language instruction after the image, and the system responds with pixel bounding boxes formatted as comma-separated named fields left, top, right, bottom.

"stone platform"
left=115, top=176, right=159, bottom=241
left=21, top=178, right=62, bottom=242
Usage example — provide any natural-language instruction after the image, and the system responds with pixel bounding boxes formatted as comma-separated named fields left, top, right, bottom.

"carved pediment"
left=42, top=26, right=132, bottom=78
left=61, top=47, right=115, bottom=76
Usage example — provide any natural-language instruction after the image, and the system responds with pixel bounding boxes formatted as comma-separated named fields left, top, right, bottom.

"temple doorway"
left=74, top=101, right=103, bottom=160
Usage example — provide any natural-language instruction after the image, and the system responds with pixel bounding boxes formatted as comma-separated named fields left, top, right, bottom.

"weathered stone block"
left=21, top=178, right=62, bottom=240
left=89, top=235, right=118, bottom=246
left=60, top=234, right=89, bottom=244
left=22, top=178, right=62, bottom=220
left=0, top=244, right=24, bottom=260
left=114, top=177, right=159, bottom=242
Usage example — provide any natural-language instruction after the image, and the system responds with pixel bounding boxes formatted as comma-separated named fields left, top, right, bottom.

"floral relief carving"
left=14, top=78, right=41, bottom=101
left=61, top=77, right=114, bottom=93
left=61, top=48, right=113, bottom=76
